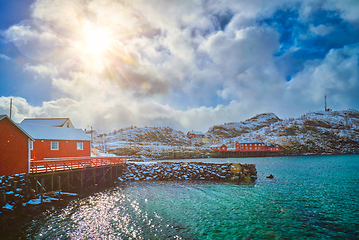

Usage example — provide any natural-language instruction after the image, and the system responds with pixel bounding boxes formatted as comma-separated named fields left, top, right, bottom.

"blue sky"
left=1, top=0, right=359, bottom=133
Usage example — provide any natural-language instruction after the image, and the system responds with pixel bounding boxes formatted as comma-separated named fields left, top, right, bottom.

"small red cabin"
left=187, top=131, right=205, bottom=139
left=209, top=144, right=228, bottom=151
left=0, top=115, right=90, bottom=176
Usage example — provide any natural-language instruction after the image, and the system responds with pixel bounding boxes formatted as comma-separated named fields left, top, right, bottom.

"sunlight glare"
left=82, top=23, right=112, bottom=55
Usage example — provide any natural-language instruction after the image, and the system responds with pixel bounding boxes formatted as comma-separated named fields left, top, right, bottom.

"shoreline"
left=128, top=151, right=359, bottom=162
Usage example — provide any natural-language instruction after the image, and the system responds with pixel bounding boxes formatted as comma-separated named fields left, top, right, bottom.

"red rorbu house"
left=235, top=142, right=280, bottom=152
left=0, top=115, right=34, bottom=176
left=187, top=131, right=205, bottom=139
left=0, top=115, right=90, bottom=176
left=209, top=141, right=281, bottom=152
left=209, top=144, right=228, bottom=151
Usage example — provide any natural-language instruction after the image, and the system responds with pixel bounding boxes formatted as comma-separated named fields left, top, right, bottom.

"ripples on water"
left=4, top=155, right=359, bottom=239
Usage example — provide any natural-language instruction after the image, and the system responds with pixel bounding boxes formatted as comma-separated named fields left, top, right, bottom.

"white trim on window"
left=77, top=142, right=83, bottom=150
left=51, top=141, right=59, bottom=150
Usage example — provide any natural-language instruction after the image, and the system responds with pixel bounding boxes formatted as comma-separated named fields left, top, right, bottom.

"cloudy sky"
left=0, top=0, right=359, bottom=133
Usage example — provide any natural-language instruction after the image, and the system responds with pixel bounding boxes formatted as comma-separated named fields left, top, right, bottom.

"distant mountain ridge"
left=94, top=109, right=359, bottom=159
left=207, top=113, right=281, bottom=138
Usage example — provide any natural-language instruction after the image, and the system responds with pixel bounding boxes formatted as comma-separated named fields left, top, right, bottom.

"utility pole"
left=324, top=95, right=327, bottom=111
left=324, top=95, right=331, bottom=111
left=91, top=126, right=93, bottom=148
left=9, top=98, right=12, bottom=119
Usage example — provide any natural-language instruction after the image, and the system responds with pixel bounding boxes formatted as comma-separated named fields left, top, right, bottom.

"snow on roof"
left=21, top=118, right=71, bottom=127
left=188, top=131, right=204, bottom=135
left=210, top=144, right=226, bottom=147
left=18, top=123, right=90, bottom=141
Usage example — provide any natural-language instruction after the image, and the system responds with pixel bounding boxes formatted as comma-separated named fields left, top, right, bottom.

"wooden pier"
left=28, top=157, right=127, bottom=194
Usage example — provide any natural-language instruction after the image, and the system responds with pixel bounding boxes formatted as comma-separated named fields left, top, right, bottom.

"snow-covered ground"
left=92, top=109, right=359, bottom=159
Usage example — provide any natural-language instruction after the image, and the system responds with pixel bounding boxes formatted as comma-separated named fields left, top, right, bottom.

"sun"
left=80, top=22, right=112, bottom=56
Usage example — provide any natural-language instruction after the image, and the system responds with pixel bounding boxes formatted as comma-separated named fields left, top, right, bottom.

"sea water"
left=2, top=155, right=359, bottom=239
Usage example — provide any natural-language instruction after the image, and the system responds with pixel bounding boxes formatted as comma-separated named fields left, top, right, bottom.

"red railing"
left=30, top=156, right=127, bottom=173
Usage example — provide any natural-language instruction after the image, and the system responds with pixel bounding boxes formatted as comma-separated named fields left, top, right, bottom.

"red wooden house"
left=209, top=144, right=228, bottom=151
left=19, top=123, right=91, bottom=161
left=235, top=142, right=267, bottom=151
left=235, top=142, right=280, bottom=152
left=187, top=131, right=205, bottom=139
left=0, top=115, right=34, bottom=176
left=0, top=115, right=90, bottom=176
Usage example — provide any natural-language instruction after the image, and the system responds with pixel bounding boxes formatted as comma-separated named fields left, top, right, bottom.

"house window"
left=77, top=142, right=83, bottom=150
left=250, top=147, right=252, bottom=150
left=51, top=141, right=59, bottom=150
left=255, top=147, right=257, bottom=150
left=29, top=141, right=33, bottom=150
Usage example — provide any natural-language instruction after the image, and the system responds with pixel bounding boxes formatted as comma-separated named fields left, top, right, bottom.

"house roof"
left=210, top=144, right=226, bottom=147
left=21, top=118, right=72, bottom=127
left=18, top=123, right=90, bottom=141
left=188, top=131, right=204, bottom=135
left=0, top=115, right=35, bottom=141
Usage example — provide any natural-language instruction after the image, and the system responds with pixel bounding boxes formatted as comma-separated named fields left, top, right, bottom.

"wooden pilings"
left=28, top=164, right=125, bottom=195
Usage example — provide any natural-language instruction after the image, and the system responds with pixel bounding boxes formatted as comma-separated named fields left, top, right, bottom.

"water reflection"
left=2, top=156, right=358, bottom=239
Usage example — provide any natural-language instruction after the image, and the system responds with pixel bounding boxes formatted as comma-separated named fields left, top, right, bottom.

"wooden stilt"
left=51, top=174, right=54, bottom=192
left=81, top=171, right=83, bottom=190
left=58, top=175, right=61, bottom=192
left=35, top=177, right=38, bottom=194
left=40, top=178, right=44, bottom=205
left=67, top=172, right=70, bottom=191
left=93, top=168, right=96, bottom=185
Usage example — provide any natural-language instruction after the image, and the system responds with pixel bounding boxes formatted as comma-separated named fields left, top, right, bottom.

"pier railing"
left=30, top=156, right=127, bottom=173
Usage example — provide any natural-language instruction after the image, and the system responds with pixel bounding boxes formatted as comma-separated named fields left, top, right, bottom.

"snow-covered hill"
left=207, top=113, right=281, bottom=138
left=93, top=109, right=359, bottom=159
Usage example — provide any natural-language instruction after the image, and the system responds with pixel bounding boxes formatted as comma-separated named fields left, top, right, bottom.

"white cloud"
left=23, top=63, right=58, bottom=77
left=0, top=54, right=11, bottom=61
left=2, top=0, right=359, bottom=133
left=286, top=43, right=359, bottom=112
left=309, top=24, right=335, bottom=36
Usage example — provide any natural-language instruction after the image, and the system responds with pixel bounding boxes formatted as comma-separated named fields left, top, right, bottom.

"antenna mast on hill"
left=324, top=95, right=327, bottom=111
left=324, top=95, right=331, bottom=112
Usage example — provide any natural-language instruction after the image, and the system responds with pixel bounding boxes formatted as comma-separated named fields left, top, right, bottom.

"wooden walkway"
left=30, top=156, right=127, bottom=173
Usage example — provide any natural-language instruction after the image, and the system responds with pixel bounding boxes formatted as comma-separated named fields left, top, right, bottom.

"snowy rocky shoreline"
left=0, top=161, right=257, bottom=213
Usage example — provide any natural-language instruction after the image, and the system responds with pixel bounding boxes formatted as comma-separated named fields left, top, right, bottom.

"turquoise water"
left=6, top=155, right=359, bottom=239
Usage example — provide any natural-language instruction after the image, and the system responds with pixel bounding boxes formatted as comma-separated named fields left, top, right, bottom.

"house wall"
left=210, top=145, right=227, bottom=151
left=31, top=140, right=91, bottom=160
left=0, top=118, right=29, bottom=176
left=236, top=143, right=266, bottom=152
left=187, top=133, right=204, bottom=138
left=235, top=142, right=280, bottom=152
